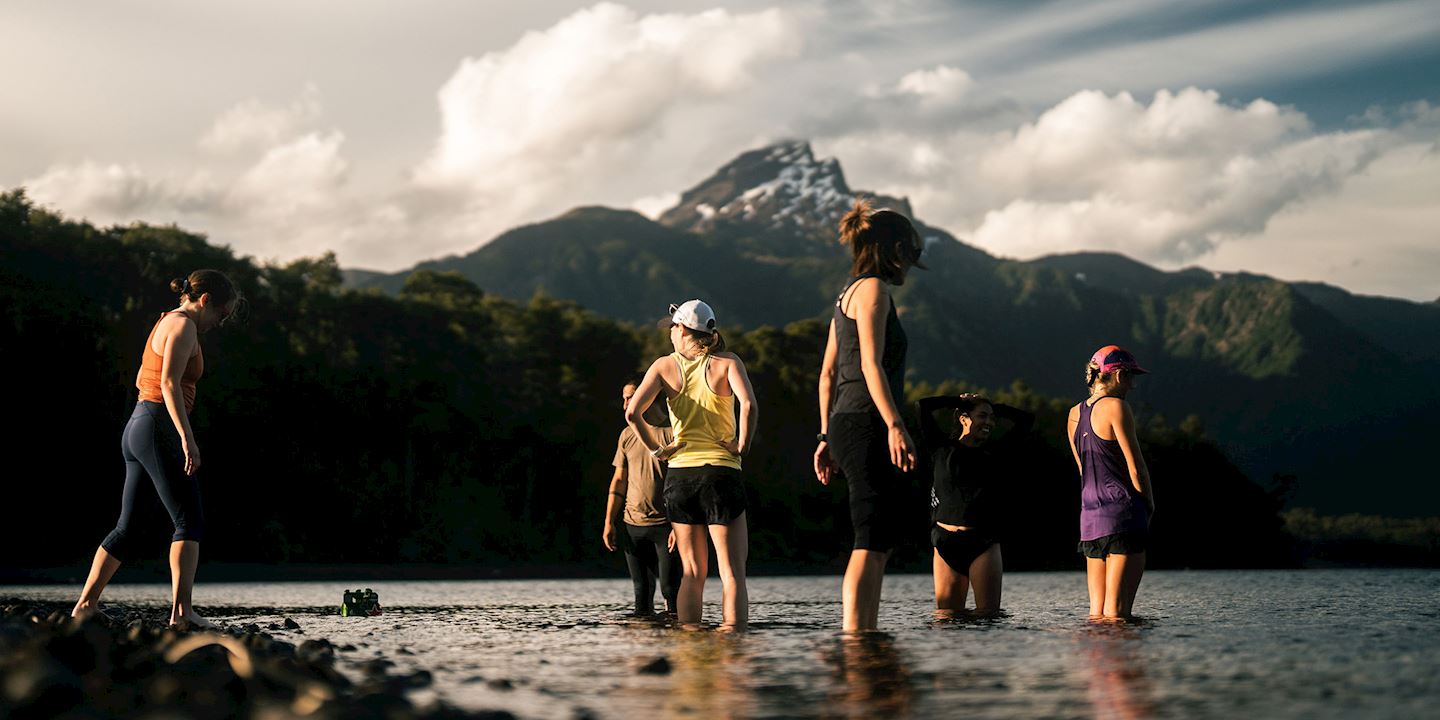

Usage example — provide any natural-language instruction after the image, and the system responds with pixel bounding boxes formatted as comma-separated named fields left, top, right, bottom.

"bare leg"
left=932, top=549, right=969, bottom=616
left=672, top=524, right=709, bottom=628
left=708, top=512, right=749, bottom=632
left=168, top=540, right=214, bottom=628
left=1086, top=557, right=1107, bottom=619
left=842, top=549, right=889, bottom=631
left=968, top=544, right=1003, bottom=614
left=1104, top=552, right=1146, bottom=620
left=72, top=547, right=122, bottom=617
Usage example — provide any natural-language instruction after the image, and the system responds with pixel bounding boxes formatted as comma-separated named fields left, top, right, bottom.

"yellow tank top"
left=666, top=352, right=741, bottom=470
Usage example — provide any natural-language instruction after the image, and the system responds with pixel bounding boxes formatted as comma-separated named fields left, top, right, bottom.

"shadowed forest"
left=2, top=190, right=1434, bottom=578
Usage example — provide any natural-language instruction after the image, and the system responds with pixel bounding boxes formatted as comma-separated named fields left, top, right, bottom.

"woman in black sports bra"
left=916, top=393, right=1033, bottom=616
left=814, top=199, right=926, bottom=632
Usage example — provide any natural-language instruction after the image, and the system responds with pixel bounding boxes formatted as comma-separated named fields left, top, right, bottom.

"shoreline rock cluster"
left=0, top=601, right=515, bottom=719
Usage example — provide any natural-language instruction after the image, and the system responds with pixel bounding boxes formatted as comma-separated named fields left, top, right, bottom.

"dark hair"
left=170, top=269, right=238, bottom=306
left=683, top=325, right=726, bottom=355
left=952, top=393, right=993, bottom=439
left=623, top=375, right=644, bottom=390
left=838, top=198, right=924, bottom=284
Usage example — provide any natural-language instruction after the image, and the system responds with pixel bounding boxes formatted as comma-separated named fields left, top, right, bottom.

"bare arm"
left=814, top=319, right=840, bottom=484
left=624, top=360, right=682, bottom=459
left=1066, top=405, right=1082, bottom=474
left=818, top=319, right=837, bottom=434
left=602, top=465, right=628, bottom=551
left=158, top=316, right=200, bottom=475
left=1111, top=401, right=1155, bottom=512
left=725, top=355, right=758, bottom=455
left=852, top=279, right=915, bottom=471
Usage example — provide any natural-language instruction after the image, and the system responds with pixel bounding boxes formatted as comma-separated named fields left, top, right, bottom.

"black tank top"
left=831, top=275, right=907, bottom=416
left=930, top=444, right=1003, bottom=530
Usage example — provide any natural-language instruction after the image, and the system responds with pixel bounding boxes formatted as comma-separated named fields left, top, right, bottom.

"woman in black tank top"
left=916, top=393, right=1033, bottom=616
left=815, top=199, right=926, bottom=632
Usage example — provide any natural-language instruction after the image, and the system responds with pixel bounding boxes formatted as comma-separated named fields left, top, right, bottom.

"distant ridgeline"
left=347, top=141, right=1440, bottom=521
left=3, top=158, right=1436, bottom=574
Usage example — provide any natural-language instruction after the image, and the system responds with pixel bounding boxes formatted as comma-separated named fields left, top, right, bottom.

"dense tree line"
left=2, top=190, right=1309, bottom=574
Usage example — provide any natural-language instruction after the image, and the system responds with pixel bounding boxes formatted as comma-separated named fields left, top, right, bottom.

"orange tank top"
left=136, top=311, right=203, bottom=412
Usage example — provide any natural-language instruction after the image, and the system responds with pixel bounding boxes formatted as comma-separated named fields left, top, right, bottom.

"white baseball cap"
left=657, top=299, right=717, bottom=333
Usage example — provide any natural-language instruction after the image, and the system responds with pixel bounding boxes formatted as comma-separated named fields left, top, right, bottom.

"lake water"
left=5, top=569, right=1438, bottom=719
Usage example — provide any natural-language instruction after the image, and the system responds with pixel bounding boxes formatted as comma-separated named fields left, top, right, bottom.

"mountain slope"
left=343, top=141, right=1440, bottom=515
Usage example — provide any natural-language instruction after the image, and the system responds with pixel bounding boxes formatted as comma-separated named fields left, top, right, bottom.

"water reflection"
left=822, top=633, right=914, bottom=719
left=664, top=632, right=755, bottom=719
left=1079, top=624, right=1156, bottom=720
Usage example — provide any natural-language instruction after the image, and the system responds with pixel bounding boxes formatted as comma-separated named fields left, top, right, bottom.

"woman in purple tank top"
left=1066, top=345, right=1155, bottom=621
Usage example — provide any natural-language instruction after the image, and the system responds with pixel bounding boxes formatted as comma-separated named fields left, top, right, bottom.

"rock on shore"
left=0, top=601, right=516, bottom=720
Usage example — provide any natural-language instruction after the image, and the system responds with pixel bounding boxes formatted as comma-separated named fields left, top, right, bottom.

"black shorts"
left=665, top=465, right=746, bottom=525
left=830, top=411, right=906, bottom=552
left=931, top=526, right=998, bottom=576
left=1077, top=530, right=1148, bottom=559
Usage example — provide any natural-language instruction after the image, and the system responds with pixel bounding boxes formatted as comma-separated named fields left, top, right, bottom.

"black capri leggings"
left=623, top=523, right=680, bottom=614
left=829, top=411, right=906, bottom=552
left=101, top=401, right=205, bottom=561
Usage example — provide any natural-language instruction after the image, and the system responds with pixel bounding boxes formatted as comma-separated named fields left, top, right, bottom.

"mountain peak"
left=659, top=140, right=872, bottom=237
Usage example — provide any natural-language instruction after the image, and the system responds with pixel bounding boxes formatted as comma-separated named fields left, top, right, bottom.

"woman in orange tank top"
left=72, top=270, right=241, bottom=629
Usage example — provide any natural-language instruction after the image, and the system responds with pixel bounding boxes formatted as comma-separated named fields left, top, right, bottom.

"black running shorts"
left=665, top=465, right=746, bottom=525
left=1077, top=530, right=1148, bottom=558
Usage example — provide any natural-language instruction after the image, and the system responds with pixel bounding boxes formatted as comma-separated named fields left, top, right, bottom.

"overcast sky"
left=3, top=0, right=1437, bottom=300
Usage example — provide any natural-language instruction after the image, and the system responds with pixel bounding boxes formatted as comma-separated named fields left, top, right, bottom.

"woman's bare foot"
left=169, top=612, right=218, bottom=631
left=72, top=601, right=110, bottom=619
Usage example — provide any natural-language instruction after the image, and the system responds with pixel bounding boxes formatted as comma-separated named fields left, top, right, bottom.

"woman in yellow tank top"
left=625, top=300, right=758, bottom=631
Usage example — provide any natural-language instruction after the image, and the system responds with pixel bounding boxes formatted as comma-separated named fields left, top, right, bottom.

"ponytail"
left=839, top=199, right=872, bottom=247
left=684, top=326, right=726, bottom=355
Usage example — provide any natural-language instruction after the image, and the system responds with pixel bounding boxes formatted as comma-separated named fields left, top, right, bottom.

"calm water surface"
left=7, top=570, right=1439, bottom=719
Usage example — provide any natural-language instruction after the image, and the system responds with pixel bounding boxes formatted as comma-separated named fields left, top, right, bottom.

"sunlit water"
left=6, top=570, right=1438, bottom=719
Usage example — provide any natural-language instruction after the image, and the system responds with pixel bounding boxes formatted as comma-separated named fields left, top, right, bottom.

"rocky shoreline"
left=0, top=600, right=517, bottom=719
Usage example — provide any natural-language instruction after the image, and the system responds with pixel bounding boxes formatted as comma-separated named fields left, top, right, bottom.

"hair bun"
left=169, top=277, right=187, bottom=294
left=838, top=198, right=874, bottom=245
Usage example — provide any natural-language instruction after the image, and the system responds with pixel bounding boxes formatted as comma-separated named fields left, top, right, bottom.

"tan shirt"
left=613, top=423, right=673, bottom=527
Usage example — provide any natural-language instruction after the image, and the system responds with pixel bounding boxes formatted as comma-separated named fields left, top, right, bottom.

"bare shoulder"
left=851, top=277, right=887, bottom=302
left=159, top=312, right=197, bottom=335
left=1093, top=396, right=1130, bottom=422
left=712, top=351, right=742, bottom=365
left=1068, top=403, right=1082, bottom=422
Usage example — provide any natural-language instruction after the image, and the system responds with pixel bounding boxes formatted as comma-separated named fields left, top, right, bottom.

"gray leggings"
left=101, top=401, right=204, bottom=561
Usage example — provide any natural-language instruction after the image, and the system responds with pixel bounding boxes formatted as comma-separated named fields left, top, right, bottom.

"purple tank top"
left=1074, top=398, right=1149, bottom=541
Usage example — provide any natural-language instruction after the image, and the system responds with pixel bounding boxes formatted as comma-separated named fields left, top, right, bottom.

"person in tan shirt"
left=603, top=380, right=680, bottom=615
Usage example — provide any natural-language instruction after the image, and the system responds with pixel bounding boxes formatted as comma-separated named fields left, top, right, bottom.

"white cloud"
left=895, top=65, right=972, bottom=105
left=823, top=87, right=1396, bottom=268
left=967, top=88, right=1387, bottom=262
left=231, top=131, right=348, bottom=218
left=23, top=161, right=219, bottom=226
left=199, top=86, right=323, bottom=153
left=23, top=101, right=356, bottom=261
left=1196, top=140, right=1440, bottom=302
left=408, top=2, right=798, bottom=250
